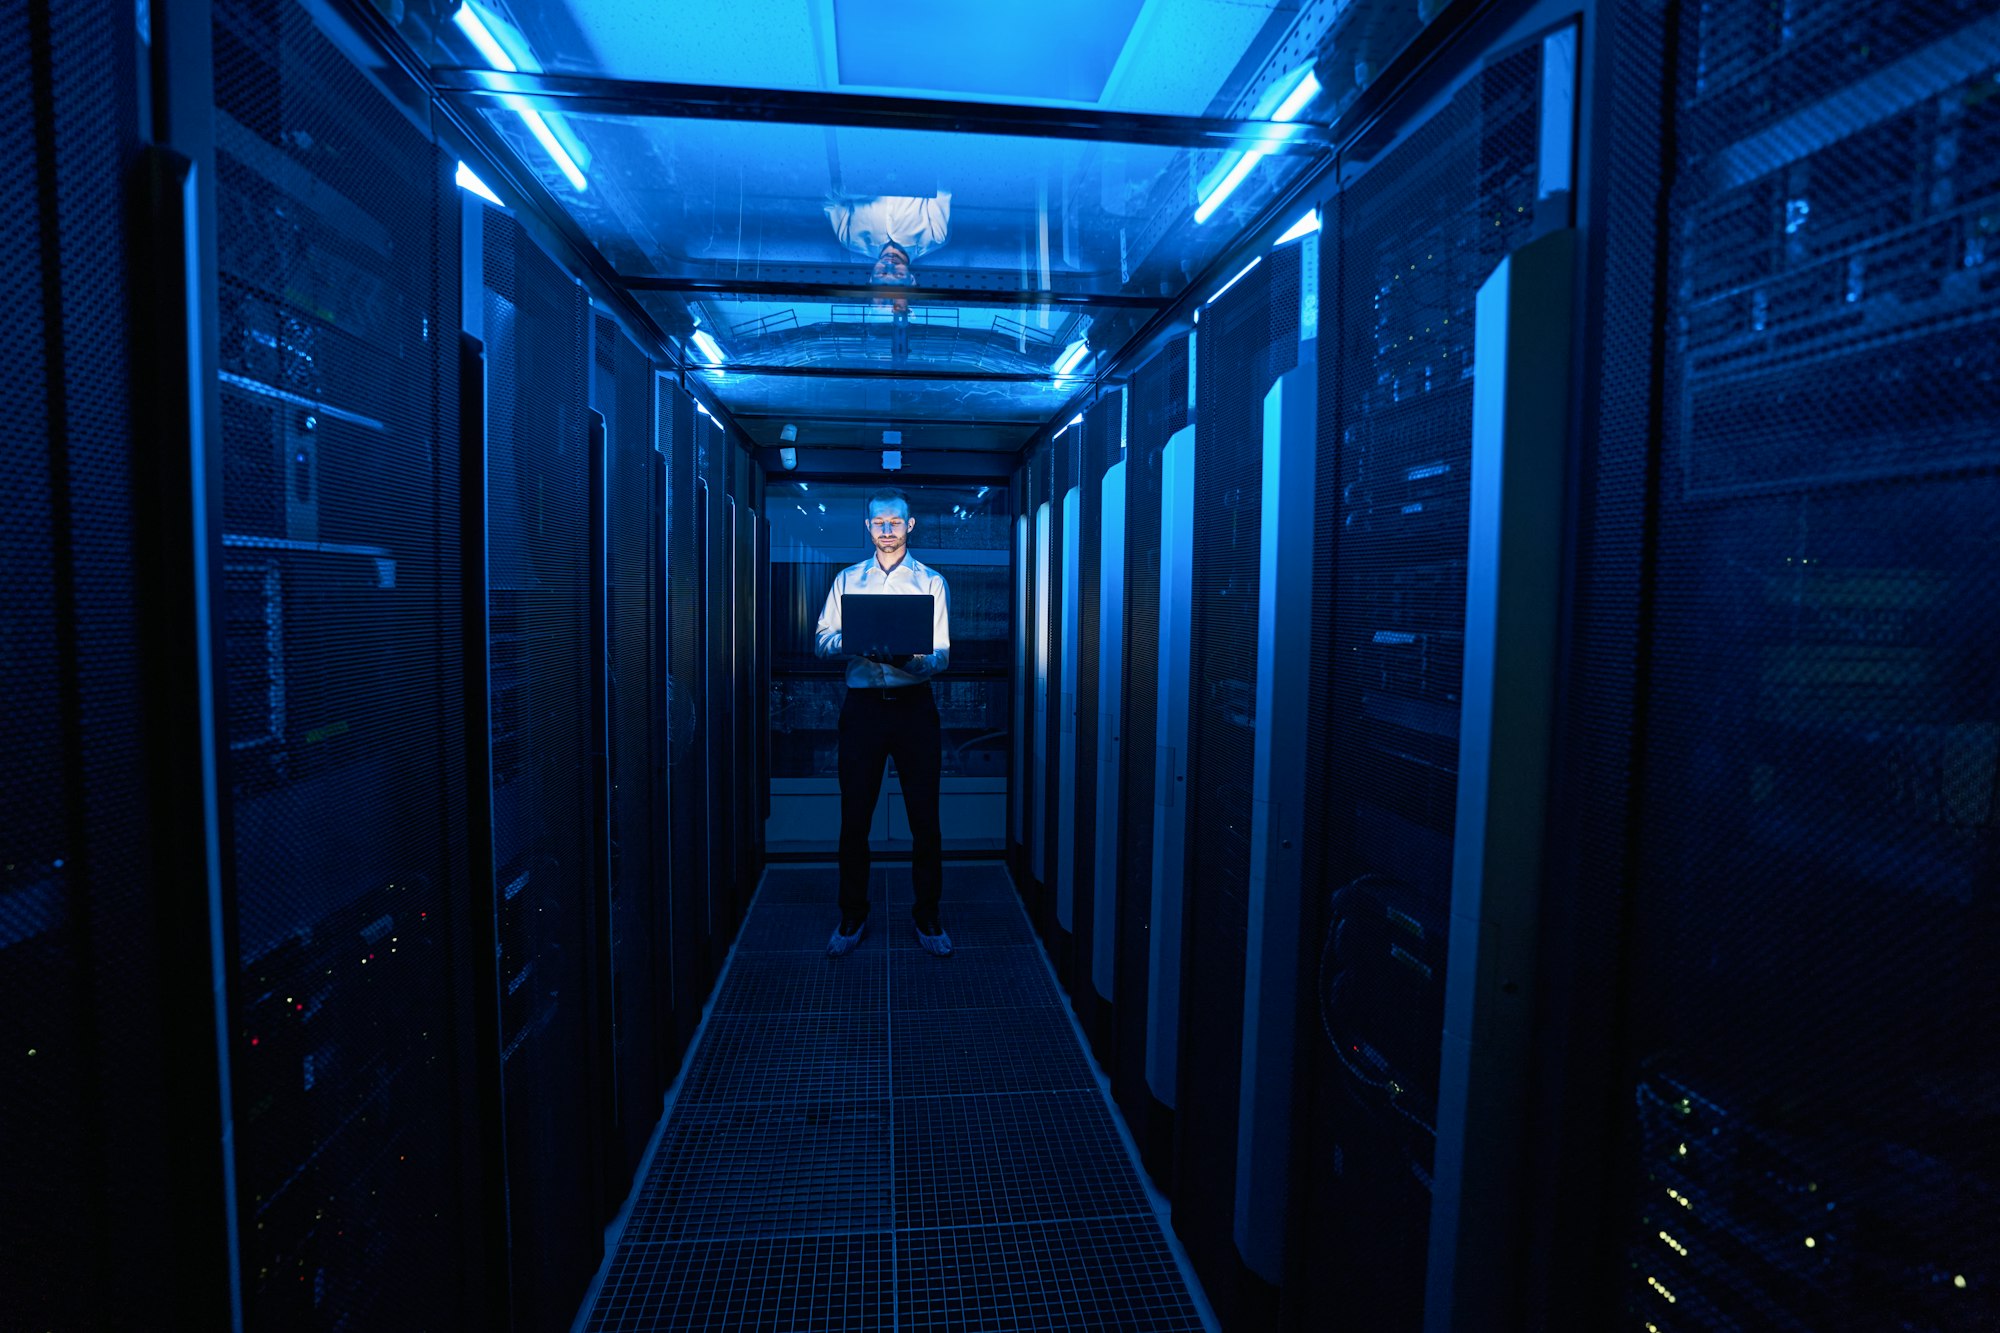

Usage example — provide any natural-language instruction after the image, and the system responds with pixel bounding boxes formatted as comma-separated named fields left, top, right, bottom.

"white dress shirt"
left=815, top=552, right=952, bottom=689
left=824, top=192, right=952, bottom=260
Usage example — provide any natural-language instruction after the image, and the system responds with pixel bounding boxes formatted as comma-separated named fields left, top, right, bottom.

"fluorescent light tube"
left=453, top=4, right=587, bottom=192
left=1207, top=255, right=1262, bottom=305
left=455, top=161, right=503, bottom=205
left=1051, top=338, right=1091, bottom=378
left=1194, top=66, right=1320, bottom=224
left=690, top=330, right=725, bottom=366
left=1275, top=209, right=1321, bottom=245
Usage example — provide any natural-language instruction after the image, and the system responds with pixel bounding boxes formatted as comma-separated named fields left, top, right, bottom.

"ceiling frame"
left=431, top=68, right=1335, bottom=153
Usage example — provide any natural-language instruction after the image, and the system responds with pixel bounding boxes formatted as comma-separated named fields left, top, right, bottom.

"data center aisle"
left=579, top=862, right=1216, bottom=1332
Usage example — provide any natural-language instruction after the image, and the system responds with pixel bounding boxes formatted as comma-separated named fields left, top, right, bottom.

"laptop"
left=842, top=593, right=935, bottom=657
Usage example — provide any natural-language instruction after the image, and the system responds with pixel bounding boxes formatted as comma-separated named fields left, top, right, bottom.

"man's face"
left=864, top=502, right=913, bottom=561
left=872, top=248, right=911, bottom=284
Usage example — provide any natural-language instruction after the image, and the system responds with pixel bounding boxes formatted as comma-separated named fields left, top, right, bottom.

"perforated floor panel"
left=582, top=862, right=1214, bottom=1332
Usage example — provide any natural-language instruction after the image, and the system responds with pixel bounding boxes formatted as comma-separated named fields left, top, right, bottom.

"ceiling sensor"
left=780, top=423, right=798, bottom=441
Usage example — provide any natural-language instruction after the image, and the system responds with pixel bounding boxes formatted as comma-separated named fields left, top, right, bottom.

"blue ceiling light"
left=690, top=329, right=726, bottom=366
left=1207, top=255, right=1262, bottom=305
left=1051, top=338, right=1091, bottom=379
left=452, top=3, right=588, bottom=192
left=1275, top=208, right=1322, bottom=245
left=976, top=486, right=989, bottom=499
left=1193, top=65, right=1321, bottom=225
left=454, top=161, right=503, bottom=205
left=818, top=503, right=827, bottom=513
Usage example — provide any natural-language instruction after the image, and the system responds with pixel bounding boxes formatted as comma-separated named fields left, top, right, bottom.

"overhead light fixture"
left=690, top=329, right=725, bottom=366
left=1275, top=208, right=1322, bottom=245
left=1051, top=338, right=1091, bottom=378
left=452, top=3, right=588, bottom=192
left=1207, top=255, right=1263, bottom=305
left=976, top=486, right=989, bottom=499
left=818, top=503, right=826, bottom=513
left=454, top=161, right=503, bottom=205
left=1194, top=65, right=1321, bottom=225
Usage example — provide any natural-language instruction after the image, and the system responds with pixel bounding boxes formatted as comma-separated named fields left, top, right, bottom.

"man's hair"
left=864, top=487, right=912, bottom=522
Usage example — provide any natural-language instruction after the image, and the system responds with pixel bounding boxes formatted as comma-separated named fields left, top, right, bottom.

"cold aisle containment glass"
left=7, top=0, right=1997, bottom=1329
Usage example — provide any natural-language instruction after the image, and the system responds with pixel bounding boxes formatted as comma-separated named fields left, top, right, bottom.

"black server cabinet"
left=3, top=0, right=232, bottom=1323
left=1039, top=431, right=1070, bottom=946
left=661, top=381, right=707, bottom=1054
left=1599, top=1, right=2000, bottom=1328
left=600, top=318, right=666, bottom=1184
left=480, top=209, right=605, bottom=1330
left=1114, top=337, right=1189, bottom=1177
left=733, top=499, right=757, bottom=896
left=1299, top=43, right=1542, bottom=1328
left=1173, top=243, right=1300, bottom=1326
left=1070, top=390, right=1123, bottom=1045
left=209, top=1, right=484, bottom=1324
left=696, top=412, right=738, bottom=957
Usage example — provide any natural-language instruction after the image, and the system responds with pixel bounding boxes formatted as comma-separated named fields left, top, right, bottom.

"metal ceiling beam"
left=431, top=69, right=1333, bottom=153
left=623, top=276, right=1173, bottom=310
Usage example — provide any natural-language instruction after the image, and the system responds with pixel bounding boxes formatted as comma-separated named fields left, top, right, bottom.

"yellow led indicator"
left=1955, top=1276, right=1968, bottom=1289
left=1804, top=1237, right=1816, bottom=1249
left=1646, top=1325, right=1659, bottom=1333
left=1646, top=1275, right=1679, bottom=1304
left=1658, top=1230, right=1688, bottom=1257
left=1676, top=1142, right=1689, bottom=1156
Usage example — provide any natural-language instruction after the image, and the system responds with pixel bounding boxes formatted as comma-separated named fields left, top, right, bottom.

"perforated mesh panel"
left=1612, top=2, right=2000, bottom=1328
left=3, top=0, right=163, bottom=1322
left=211, top=1, right=475, bottom=1323
left=1174, top=243, right=1299, bottom=1316
left=1110, top=339, right=1182, bottom=1131
left=1070, top=392, right=1121, bottom=1001
left=662, top=381, right=706, bottom=1057
left=607, top=325, right=663, bottom=1180
left=1301, top=44, right=1542, bottom=1324
left=482, top=207, right=600, bottom=1332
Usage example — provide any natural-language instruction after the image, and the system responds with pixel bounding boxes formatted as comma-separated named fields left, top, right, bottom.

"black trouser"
left=837, top=683, right=943, bottom=919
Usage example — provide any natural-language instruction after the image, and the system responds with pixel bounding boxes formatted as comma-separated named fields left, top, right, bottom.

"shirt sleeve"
left=909, top=575, right=950, bottom=677
left=815, top=574, right=844, bottom=658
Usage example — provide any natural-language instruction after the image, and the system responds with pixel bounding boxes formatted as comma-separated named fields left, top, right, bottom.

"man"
left=816, top=488, right=954, bottom=957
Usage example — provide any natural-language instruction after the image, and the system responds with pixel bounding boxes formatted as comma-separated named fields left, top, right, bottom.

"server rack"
left=1174, top=243, right=1300, bottom=1326
left=1299, top=36, right=1544, bottom=1328
left=1067, top=392, right=1121, bottom=1042
left=600, top=316, right=666, bottom=1185
left=479, top=207, right=603, bottom=1330
left=4, top=0, right=235, bottom=1323
left=660, top=380, right=707, bottom=1058
left=1092, top=406, right=1128, bottom=1025
left=1113, top=337, right=1189, bottom=1178
left=1598, top=1, right=2000, bottom=1328
left=208, top=1, right=484, bottom=1323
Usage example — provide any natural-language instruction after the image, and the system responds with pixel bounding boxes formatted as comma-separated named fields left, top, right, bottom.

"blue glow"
left=1207, top=255, right=1261, bottom=305
left=691, top=330, right=726, bottom=366
left=1194, top=66, right=1320, bottom=225
left=453, top=5, right=588, bottom=192
left=1052, top=338, right=1091, bottom=378
left=1275, top=208, right=1321, bottom=245
left=455, top=161, right=503, bottom=205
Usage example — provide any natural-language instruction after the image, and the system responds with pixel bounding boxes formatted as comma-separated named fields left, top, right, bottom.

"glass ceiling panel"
left=630, top=290, right=1152, bottom=381
left=398, top=0, right=1304, bottom=117
left=471, top=107, right=1317, bottom=302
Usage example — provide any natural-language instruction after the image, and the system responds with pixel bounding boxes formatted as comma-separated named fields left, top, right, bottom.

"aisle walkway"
left=578, top=862, right=1216, bottom=1332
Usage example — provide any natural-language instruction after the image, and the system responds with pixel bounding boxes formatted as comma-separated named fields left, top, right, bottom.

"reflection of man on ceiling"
left=827, top=192, right=950, bottom=360
left=825, top=191, right=952, bottom=264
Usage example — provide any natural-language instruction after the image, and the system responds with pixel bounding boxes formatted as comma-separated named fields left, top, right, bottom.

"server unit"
left=598, top=314, right=668, bottom=1185
left=1287, top=31, right=1549, bottom=1326
left=1606, top=0, right=2000, bottom=1328
left=210, top=1, right=483, bottom=1323
left=659, top=378, right=708, bottom=1059
left=1174, top=242, right=1302, bottom=1325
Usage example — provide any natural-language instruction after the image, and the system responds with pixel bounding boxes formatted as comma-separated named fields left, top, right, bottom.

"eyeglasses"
left=867, top=519, right=908, bottom=534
